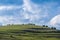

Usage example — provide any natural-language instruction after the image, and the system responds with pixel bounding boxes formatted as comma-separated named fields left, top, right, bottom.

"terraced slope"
left=0, top=24, right=60, bottom=40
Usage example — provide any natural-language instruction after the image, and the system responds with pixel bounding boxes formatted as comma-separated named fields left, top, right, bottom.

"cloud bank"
left=0, top=0, right=60, bottom=29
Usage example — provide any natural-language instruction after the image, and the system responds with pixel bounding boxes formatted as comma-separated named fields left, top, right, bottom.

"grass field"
left=0, top=24, right=60, bottom=40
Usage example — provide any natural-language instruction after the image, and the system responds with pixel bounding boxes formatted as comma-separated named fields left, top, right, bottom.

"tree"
left=46, top=25, right=48, bottom=27
left=54, top=27, right=56, bottom=30
left=51, top=27, right=56, bottom=30
left=43, top=25, right=45, bottom=27
left=51, top=27, right=54, bottom=29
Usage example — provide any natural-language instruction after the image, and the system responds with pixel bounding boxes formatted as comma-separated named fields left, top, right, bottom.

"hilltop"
left=0, top=24, right=60, bottom=40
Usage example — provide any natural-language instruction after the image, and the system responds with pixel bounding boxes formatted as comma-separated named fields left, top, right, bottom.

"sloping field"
left=0, top=24, right=60, bottom=40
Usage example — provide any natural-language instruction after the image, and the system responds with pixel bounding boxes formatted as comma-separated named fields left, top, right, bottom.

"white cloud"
left=22, top=0, right=48, bottom=23
left=0, top=0, right=50, bottom=25
left=49, top=15, right=60, bottom=29
left=0, top=5, right=21, bottom=10
left=0, top=16, right=13, bottom=25
left=0, top=0, right=59, bottom=27
left=0, top=16, right=22, bottom=25
left=49, top=15, right=60, bottom=25
left=22, top=0, right=42, bottom=14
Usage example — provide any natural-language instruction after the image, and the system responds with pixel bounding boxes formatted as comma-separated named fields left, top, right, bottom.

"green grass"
left=0, top=24, right=60, bottom=40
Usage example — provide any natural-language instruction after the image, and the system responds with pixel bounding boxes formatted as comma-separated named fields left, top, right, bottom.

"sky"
left=0, top=0, right=60, bottom=29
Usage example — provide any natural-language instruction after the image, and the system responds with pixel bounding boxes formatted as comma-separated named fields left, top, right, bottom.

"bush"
left=43, top=25, right=45, bottom=27
left=51, top=27, right=56, bottom=30
left=46, top=25, right=48, bottom=27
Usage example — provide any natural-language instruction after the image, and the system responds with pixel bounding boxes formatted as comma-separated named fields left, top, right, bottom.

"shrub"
left=43, top=25, right=45, bottom=27
left=46, top=25, right=48, bottom=27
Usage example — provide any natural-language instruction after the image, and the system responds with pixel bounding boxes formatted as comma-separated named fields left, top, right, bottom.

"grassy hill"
left=0, top=24, right=60, bottom=40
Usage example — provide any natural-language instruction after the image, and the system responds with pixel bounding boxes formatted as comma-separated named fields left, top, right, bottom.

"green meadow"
left=0, top=24, right=60, bottom=40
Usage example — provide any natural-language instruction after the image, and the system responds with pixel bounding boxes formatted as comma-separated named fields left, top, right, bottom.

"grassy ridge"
left=0, top=24, right=60, bottom=40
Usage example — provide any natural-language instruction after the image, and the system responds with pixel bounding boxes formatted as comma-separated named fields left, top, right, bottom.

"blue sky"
left=0, top=0, right=60, bottom=29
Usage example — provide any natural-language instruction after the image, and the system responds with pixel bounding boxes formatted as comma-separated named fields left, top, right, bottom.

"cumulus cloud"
left=49, top=15, right=60, bottom=29
left=0, top=16, right=14, bottom=25
left=23, top=0, right=42, bottom=14
left=0, top=16, right=24, bottom=25
left=21, top=0, right=49, bottom=24
left=0, top=0, right=60, bottom=29
left=0, top=0, right=57, bottom=25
